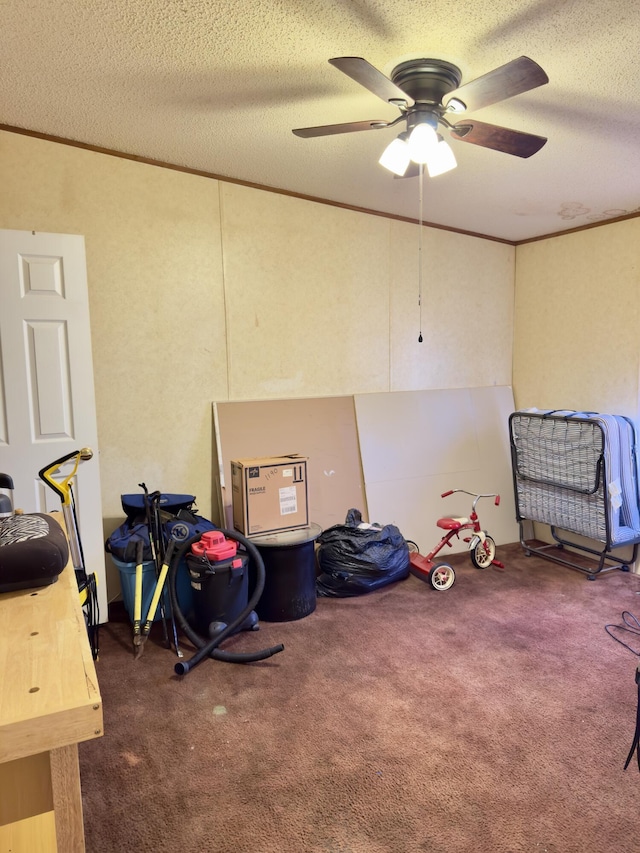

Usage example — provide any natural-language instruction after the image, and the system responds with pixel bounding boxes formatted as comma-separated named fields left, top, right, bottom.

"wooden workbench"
left=0, top=511, right=103, bottom=852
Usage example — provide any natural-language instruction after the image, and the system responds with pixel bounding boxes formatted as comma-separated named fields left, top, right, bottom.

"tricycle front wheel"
left=471, top=535, right=496, bottom=569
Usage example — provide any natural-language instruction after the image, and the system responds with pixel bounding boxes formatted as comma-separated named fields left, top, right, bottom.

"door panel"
left=27, top=319, right=74, bottom=439
left=0, top=229, right=107, bottom=620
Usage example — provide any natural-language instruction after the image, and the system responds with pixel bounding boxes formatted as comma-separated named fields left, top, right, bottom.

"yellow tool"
left=39, top=448, right=93, bottom=563
left=133, top=539, right=176, bottom=659
left=132, top=540, right=144, bottom=652
left=38, top=448, right=100, bottom=659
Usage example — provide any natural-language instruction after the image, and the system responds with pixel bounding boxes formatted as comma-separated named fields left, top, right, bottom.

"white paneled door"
left=0, top=229, right=107, bottom=620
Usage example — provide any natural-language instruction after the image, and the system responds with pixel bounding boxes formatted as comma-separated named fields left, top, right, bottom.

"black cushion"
left=0, top=513, right=69, bottom=593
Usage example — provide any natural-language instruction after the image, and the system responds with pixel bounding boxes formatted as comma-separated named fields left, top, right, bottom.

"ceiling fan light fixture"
left=426, top=137, right=457, bottom=177
left=407, top=122, right=438, bottom=164
left=379, top=136, right=411, bottom=176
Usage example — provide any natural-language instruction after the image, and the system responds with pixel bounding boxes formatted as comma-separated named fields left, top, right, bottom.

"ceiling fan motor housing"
left=391, top=59, right=463, bottom=133
left=390, top=59, right=462, bottom=106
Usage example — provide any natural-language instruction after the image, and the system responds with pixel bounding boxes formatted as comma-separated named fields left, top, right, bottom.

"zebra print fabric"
left=0, top=512, right=69, bottom=592
left=0, top=513, right=50, bottom=546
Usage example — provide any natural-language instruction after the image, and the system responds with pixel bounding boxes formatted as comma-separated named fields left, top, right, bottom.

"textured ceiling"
left=1, top=0, right=640, bottom=242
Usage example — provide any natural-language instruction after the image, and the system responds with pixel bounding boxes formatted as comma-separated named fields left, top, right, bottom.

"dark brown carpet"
left=80, top=543, right=640, bottom=852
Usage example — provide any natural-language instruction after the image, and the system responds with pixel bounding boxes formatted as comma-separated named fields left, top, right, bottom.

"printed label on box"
left=279, top=485, right=297, bottom=516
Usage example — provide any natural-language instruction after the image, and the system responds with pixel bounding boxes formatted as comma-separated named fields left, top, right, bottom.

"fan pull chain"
left=418, top=164, right=424, bottom=343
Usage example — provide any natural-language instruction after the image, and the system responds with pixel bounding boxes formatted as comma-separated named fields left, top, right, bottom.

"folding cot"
left=509, top=409, right=640, bottom=578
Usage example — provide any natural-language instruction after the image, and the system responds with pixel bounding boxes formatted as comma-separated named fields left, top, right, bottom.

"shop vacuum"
left=168, top=528, right=284, bottom=675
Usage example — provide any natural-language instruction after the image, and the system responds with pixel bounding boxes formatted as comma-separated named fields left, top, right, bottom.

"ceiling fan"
left=293, top=55, right=549, bottom=177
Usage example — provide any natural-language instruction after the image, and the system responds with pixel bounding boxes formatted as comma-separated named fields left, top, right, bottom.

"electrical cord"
left=70, top=489, right=100, bottom=660
left=78, top=569, right=100, bottom=660
left=605, top=611, right=640, bottom=770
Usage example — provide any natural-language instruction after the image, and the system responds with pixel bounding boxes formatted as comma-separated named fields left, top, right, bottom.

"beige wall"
left=0, top=133, right=226, bottom=523
left=513, top=219, right=640, bottom=419
left=513, top=219, right=640, bottom=559
left=4, top=130, right=640, bottom=594
left=0, top=130, right=515, bottom=599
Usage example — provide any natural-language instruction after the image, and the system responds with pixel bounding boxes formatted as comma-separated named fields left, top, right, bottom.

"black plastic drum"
left=250, top=523, right=322, bottom=622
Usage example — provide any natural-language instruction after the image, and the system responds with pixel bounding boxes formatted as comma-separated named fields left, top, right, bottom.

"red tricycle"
left=408, top=489, right=503, bottom=591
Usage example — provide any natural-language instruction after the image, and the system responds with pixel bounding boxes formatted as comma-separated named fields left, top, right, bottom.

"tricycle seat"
left=437, top=517, right=468, bottom=531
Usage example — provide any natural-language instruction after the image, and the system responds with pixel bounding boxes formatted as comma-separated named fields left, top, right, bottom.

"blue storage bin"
left=112, top=555, right=193, bottom=623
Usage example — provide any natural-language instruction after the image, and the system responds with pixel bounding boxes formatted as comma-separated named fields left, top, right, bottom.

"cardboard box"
left=231, top=455, right=309, bottom=536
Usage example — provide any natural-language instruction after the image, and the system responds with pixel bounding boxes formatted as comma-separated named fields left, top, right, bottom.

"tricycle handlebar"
left=441, top=489, right=501, bottom=511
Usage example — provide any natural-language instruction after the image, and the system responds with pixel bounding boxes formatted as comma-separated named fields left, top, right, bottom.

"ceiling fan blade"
left=444, top=56, right=548, bottom=113
left=450, top=119, right=547, bottom=157
left=329, top=57, right=414, bottom=106
left=293, top=119, right=389, bottom=138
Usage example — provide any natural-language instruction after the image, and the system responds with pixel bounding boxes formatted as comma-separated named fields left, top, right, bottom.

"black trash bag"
left=316, top=508, right=410, bottom=597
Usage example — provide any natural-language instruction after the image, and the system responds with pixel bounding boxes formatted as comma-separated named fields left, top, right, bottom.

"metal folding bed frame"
left=509, top=410, right=640, bottom=580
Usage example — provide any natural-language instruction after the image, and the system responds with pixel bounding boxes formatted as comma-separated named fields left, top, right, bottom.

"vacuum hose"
left=168, top=528, right=284, bottom=675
